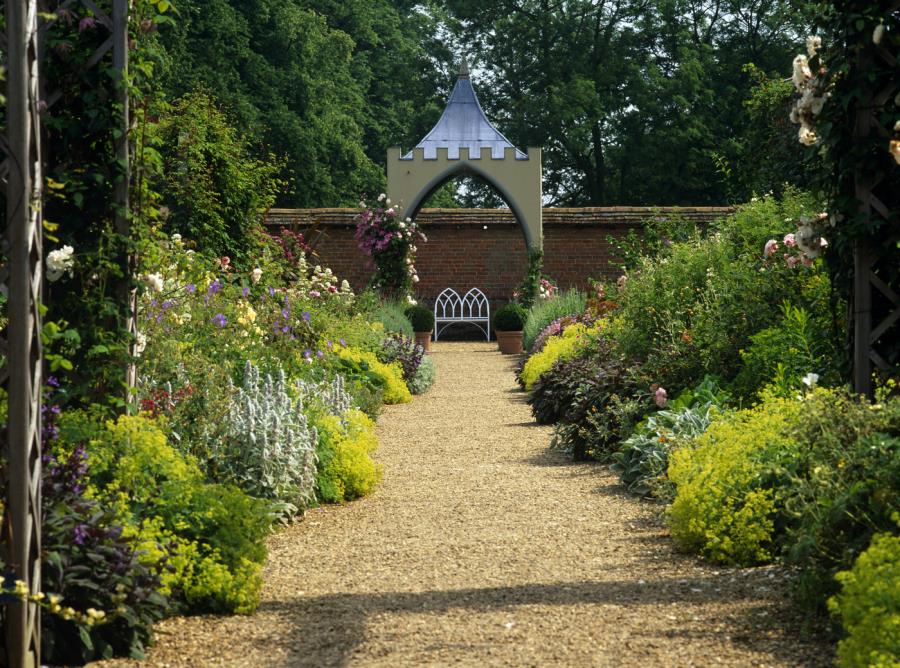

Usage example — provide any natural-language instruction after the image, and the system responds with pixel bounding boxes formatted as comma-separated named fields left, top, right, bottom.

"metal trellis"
left=1, top=2, right=130, bottom=666
left=2, top=0, right=43, bottom=665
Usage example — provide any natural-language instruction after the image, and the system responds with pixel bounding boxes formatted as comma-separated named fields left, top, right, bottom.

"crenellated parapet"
left=387, top=145, right=543, bottom=249
left=386, top=59, right=544, bottom=250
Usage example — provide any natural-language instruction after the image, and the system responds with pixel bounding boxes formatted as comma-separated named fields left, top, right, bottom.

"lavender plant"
left=214, top=362, right=318, bottom=517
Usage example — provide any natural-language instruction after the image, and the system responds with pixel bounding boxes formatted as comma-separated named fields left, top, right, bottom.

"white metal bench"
left=433, top=287, right=491, bottom=341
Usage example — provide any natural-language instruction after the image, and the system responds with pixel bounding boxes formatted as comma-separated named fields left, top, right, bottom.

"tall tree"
left=438, top=0, right=809, bottom=205
left=158, top=0, right=449, bottom=207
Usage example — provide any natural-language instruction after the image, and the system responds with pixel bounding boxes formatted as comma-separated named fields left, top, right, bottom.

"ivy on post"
left=2, top=0, right=44, bottom=664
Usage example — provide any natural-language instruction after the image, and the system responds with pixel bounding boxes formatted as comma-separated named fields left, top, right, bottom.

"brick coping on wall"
left=265, top=206, right=734, bottom=229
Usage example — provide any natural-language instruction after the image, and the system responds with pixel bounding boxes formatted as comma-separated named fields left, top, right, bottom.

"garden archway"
left=387, top=58, right=543, bottom=250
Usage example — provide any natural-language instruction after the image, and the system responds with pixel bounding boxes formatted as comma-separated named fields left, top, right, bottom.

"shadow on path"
left=252, top=572, right=830, bottom=668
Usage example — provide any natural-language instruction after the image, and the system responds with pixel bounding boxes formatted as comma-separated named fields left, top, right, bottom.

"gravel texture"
left=91, top=342, right=831, bottom=667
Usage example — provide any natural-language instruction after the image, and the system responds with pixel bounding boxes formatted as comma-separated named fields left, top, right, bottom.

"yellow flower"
left=13, top=579, right=29, bottom=597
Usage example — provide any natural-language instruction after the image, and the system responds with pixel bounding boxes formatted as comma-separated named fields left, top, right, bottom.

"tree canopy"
left=158, top=0, right=813, bottom=207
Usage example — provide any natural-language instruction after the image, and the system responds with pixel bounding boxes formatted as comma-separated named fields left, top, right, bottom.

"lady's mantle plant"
left=213, top=361, right=318, bottom=517
left=355, top=194, right=426, bottom=301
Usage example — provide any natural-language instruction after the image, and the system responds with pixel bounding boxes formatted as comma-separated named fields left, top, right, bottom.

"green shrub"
left=611, top=377, right=728, bottom=499
left=493, top=303, right=527, bottom=332
left=157, top=91, right=281, bottom=264
left=608, top=190, right=834, bottom=393
left=58, top=413, right=271, bottom=614
left=523, top=289, right=587, bottom=350
left=667, top=395, right=802, bottom=564
left=39, top=444, right=167, bottom=664
left=408, top=354, right=436, bottom=395
left=828, top=529, right=900, bottom=668
left=336, top=346, right=411, bottom=404
left=370, top=300, right=414, bottom=338
left=315, top=410, right=382, bottom=503
left=782, top=389, right=900, bottom=613
left=521, top=323, right=598, bottom=390
left=733, top=287, right=841, bottom=400
left=405, top=304, right=435, bottom=332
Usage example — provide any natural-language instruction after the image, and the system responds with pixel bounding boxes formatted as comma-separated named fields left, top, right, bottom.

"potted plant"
left=493, top=303, right=527, bottom=354
left=405, top=304, right=435, bottom=352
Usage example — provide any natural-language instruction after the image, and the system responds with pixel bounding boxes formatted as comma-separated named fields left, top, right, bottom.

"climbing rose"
left=764, top=239, right=778, bottom=257
left=783, top=233, right=796, bottom=247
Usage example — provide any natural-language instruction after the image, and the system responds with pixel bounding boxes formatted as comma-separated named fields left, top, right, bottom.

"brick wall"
left=265, top=207, right=731, bottom=307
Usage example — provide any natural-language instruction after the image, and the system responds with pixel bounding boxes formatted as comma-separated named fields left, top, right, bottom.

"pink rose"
left=654, top=387, right=668, bottom=408
left=783, top=233, right=796, bottom=247
left=764, top=239, right=778, bottom=257
left=786, top=256, right=800, bottom=268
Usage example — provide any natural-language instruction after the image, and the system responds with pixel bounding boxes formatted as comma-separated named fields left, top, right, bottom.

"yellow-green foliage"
left=667, top=396, right=801, bottom=564
left=317, top=409, right=382, bottom=502
left=64, top=414, right=269, bottom=614
left=829, top=530, right=900, bottom=668
left=338, top=346, right=411, bottom=404
left=521, top=323, right=597, bottom=390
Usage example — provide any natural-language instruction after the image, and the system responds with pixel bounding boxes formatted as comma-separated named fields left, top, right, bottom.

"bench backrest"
left=434, top=287, right=490, bottom=321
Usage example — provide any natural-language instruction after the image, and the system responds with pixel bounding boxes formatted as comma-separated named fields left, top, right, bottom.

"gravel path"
left=92, top=342, right=830, bottom=667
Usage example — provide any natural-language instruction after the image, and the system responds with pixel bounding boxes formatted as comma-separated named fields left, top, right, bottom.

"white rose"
left=251, top=267, right=262, bottom=284
left=806, top=35, right=821, bottom=57
left=144, top=272, right=164, bottom=293
left=171, top=233, right=182, bottom=243
left=412, top=275, right=420, bottom=283
left=134, top=332, right=147, bottom=357
left=873, top=24, right=885, bottom=44
left=46, top=245, right=75, bottom=282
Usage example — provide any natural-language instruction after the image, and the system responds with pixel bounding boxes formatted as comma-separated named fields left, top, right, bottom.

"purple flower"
left=242, top=287, right=250, bottom=298
left=208, top=279, right=222, bottom=295
left=268, top=286, right=276, bottom=297
left=303, top=349, right=313, bottom=359
left=46, top=376, right=60, bottom=388
left=316, top=350, right=325, bottom=359
left=185, top=283, right=196, bottom=294
left=339, top=338, right=347, bottom=347
left=73, top=524, right=89, bottom=546
left=302, top=311, right=311, bottom=322
left=212, top=313, right=227, bottom=328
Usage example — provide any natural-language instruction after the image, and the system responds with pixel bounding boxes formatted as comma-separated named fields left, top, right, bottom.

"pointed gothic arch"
left=387, top=59, right=542, bottom=249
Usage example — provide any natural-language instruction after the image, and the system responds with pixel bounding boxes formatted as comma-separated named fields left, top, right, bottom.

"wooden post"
left=853, top=240, right=873, bottom=396
left=4, top=0, right=43, bottom=665
left=111, top=0, right=136, bottom=399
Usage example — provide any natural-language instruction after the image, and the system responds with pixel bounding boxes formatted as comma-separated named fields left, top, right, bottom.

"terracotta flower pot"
left=496, top=330, right=523, bottom=354
left=414, top=331, right=433, bottom=352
